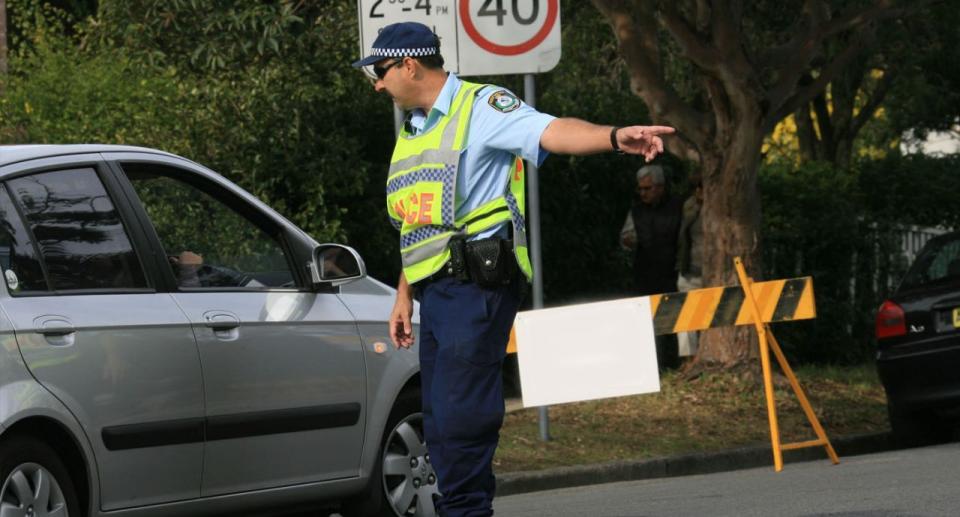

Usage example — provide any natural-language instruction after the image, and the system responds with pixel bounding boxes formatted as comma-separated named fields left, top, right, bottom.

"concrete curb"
left=496, top=431, right=893, bottom=497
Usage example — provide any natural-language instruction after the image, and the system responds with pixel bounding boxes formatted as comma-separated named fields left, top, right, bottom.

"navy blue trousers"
left=419, top=278, right=521, bottom=517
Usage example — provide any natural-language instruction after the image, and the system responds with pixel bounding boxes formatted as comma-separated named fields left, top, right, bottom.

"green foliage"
left=92, top=0, right=306, bottom=72
left=761, top=161, right=863, bottom=364
left=0, top=45, right=188, bottom=147
left=1, top=0, right=399, bottom=276
left=859, top=154, right=960, bottom=229
left=883, top=2, right=960, bottom=140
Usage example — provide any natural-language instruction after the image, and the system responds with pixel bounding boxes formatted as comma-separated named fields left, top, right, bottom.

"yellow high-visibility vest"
left=385, top=80, right=533, bottom=284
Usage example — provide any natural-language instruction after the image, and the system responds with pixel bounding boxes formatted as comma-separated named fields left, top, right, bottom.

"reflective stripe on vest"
left=386, top=80, right=533, bottom=284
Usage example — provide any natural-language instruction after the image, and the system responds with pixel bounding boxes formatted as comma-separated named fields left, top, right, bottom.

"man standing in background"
left=620, top=164, right=683, bottom=368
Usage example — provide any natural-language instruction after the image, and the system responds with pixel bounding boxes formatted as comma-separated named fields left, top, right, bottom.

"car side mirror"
left=309, top=244, right=366, bottom=287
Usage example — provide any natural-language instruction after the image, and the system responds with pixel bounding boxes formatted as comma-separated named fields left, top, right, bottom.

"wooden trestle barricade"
left=648, top=256, right=839, bottom=471
left=506, top=256, right=839, bottom=471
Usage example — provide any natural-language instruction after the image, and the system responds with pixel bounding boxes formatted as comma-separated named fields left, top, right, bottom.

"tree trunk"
left=586, top=0, right=932, bottom=373
left=689, top=114, right=765, bottom=370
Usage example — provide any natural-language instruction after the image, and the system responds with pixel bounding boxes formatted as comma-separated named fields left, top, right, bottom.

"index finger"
left=641, top=126, right=676, bottom=135
left=389, top=320, right=401, bottom=348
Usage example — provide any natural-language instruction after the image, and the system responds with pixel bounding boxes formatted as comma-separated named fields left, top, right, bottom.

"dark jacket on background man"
left=630, top=193, right=683, bottom=295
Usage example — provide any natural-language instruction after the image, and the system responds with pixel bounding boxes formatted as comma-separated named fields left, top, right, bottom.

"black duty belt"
left=422, top=237, right=516, bottom=288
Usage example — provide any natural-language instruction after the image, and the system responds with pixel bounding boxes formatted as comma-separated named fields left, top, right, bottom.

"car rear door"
left=0, top=155, right=205, bottom=510
left=108, top=156, right=367, bottom=496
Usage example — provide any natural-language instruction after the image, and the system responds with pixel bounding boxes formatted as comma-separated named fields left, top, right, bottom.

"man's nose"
left=374, top=80, right=386, bottom=93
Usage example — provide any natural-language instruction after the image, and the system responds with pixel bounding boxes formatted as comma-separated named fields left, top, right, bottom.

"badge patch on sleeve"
left=488, top=90, right=520, bottom=113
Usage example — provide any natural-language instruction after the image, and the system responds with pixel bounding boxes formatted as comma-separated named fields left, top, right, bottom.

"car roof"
left=0, top=144, right=181, bottom=167
left=924, top=229, right=960, bottom=246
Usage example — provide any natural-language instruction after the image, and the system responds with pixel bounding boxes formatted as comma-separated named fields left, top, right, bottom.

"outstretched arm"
left=540, top=118, right=675, bottom=161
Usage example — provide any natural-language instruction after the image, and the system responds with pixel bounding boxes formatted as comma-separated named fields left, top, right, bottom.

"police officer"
left=353, top=22, right=674, bottom=517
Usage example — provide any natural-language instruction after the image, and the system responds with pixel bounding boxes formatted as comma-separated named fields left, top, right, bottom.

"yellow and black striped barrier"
left=507, top=263, right=838, bottom=472
left=650, top=276, right=815, bottom=335
left=506, top=276, right=815, bottom=354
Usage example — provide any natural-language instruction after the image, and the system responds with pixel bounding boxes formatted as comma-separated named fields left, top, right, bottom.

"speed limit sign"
left=457, top=0, right=561, bottom=75
left=357, top=0, right=561, bottom=76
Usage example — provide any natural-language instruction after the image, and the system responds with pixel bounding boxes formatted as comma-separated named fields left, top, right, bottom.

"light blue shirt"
left=407, top=73, right=555, bottom=239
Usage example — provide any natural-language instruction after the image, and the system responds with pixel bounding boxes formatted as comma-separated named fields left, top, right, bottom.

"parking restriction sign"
left=356, top=0, right=561, bottom=77
left=357, top=0, right=461, bottom=73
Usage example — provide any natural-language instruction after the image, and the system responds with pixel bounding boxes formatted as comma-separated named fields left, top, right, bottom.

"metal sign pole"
left=524, top=73, right=550, bottom=442
left=393, top=104, right=404, bottom=137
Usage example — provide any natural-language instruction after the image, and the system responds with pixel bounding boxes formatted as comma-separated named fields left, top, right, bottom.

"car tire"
left=888, top=404, right=950, bottom=448
left=0, top=434, right=82, bottom=517
left=341, top=392, right=439, bottom=517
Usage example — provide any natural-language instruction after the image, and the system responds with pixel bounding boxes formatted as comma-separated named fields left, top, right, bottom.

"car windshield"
left=900, top=232, right=960, bottom=290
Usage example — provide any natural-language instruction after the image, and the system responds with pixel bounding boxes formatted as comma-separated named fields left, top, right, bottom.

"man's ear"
left=404, top=57, right=420, bottom=78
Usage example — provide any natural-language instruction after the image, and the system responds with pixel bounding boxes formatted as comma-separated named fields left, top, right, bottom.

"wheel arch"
left=396, top=371, right=421, bottom=406
left=3, top=416, right=92, bottom=516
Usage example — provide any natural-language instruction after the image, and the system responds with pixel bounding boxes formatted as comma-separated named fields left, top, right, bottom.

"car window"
left=0, top=184, right=49, bottom=294
left=121, top=163, right=296, bottom=289
left=6, top=168, right=147, bottom=291
left=900, top=233, right=960, bottom=290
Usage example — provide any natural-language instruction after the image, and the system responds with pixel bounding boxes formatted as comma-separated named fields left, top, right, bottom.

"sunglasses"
left=373, top=58, right=404, bottom=80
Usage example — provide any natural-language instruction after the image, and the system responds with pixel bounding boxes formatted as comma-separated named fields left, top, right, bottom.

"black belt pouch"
left=465, top=238, right=516, bottom=288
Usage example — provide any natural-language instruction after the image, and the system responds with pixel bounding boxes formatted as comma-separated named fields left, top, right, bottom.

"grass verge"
left=495, top=363, right=888, bottom=473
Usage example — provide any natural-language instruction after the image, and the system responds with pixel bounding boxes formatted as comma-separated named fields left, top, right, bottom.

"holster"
left=447, top=236, right=471, bottom=282
left=464, top=237, right=517, bottom=288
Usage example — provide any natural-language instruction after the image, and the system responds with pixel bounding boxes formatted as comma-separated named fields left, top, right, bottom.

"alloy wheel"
left=1, top=462, right=69, bottom=517
left=382, top=413, right=439, bottom=517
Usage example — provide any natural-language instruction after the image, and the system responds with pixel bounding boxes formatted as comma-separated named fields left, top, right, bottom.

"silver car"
left=0, top=145, right=436, bottom=517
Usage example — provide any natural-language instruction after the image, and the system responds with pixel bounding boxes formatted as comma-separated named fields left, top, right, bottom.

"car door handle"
left=33, top=316, right=76, bottom=346
left=203, top=311, right=241, bottom=330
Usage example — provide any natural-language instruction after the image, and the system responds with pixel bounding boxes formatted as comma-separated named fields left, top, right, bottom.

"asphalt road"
left=493, top=442, right=960, bottom=516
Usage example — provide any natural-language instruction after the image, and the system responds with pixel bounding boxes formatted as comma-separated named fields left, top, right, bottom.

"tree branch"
left=695, top=0, right=711, bottom=32
left=711, top=0, right=743, bottom=58
left=767, top=0, right=937, bottom=69
left=761, top=0, right=929, bottom=114
left=660, top=3, right=721, bottom=73
left=591, top=0, right=713, bottom=146
left=765, top=23, right=878, bottom=133
left=795, top=101, right=819, bottom=161
left=708, top=0, right=761, bottom=106
left=850, top=66, right=895, bottom=137
left=758, top=0, right=827, bottom=67
left=811, top=92, right=835, bottom=159
left=821, top=0, right=937, bottom=40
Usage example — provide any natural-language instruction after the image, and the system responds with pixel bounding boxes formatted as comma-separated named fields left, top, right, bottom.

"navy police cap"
left=352, top=22, right=440, bottom=68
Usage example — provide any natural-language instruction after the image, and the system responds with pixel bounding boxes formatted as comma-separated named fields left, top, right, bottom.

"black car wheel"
left=342, top=393, right=439, bottom=517
left=0, top=435, right=81, bottom=517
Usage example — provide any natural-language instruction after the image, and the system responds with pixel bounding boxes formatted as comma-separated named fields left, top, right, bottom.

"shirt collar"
left=408, top=73, right=461, bottom=135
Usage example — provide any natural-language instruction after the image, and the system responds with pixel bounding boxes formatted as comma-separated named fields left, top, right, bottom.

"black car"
left=875, top=230, right=960, bottom=445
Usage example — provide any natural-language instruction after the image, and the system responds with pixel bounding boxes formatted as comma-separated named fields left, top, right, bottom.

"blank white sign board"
left=515, top=297, right=660, bottom=408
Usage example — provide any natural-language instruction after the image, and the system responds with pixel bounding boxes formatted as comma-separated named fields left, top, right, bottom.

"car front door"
left=113, top=158, right=367, bottom=496
left=0, top=158, right=205, bottom=510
